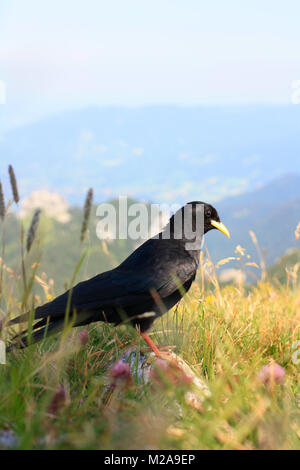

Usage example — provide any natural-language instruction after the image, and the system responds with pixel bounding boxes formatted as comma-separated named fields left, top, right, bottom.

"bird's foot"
left=140, top=332, right=163, bottom=357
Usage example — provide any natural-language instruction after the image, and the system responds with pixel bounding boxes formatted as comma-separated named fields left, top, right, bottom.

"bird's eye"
left=206, top=211, right=211, bottom=218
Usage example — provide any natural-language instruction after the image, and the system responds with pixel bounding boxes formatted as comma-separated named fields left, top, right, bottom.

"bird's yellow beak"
left=211, top=220, right=230, bottom=238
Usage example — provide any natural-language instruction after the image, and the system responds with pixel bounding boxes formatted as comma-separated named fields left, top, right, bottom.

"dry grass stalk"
left=26, top=209, right=41, bottom=253
left=8, top=165, right=20, bottom=204
left=80, top=188, right=93, bottom=242
left=0, top=180, right=5, bottom=220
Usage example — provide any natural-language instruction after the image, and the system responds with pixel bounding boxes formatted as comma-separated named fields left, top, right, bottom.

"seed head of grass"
left=26, top=209, right=41, bottom=253
left=8, top=165, right=20, bottom=204
left=80, top=188, right=93, bottom=242
left=0, top=180, right=5, bottom=220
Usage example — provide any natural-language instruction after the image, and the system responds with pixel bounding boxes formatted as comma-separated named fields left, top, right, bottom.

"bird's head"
left=168, top=201, right=230, bottom=242
left=200, top=202, right=230, bottom=237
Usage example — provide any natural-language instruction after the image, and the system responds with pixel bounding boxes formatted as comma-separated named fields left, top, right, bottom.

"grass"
left=0, top=262, right=299, bottom=449
left=0, top=173, right=299, bottom=450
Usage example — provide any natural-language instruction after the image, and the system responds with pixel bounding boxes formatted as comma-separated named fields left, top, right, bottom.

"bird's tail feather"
left=6, top=319, right=64, bottom=352
left=6, top=318, right=65, bottom=352
left=8, top=311, right=32, bottom=326
left=7, top=310, right=93, bottom=352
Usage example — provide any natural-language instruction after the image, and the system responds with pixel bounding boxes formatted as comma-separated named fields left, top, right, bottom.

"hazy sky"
left=1, top=0, right=300, bottom=130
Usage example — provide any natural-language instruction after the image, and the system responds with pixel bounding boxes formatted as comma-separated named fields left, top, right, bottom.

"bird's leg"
left=140, top=332, right=161, bottom=357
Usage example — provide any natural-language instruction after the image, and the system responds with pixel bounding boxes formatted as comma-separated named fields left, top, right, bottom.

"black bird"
left=8, top=201, right=230, bottom=355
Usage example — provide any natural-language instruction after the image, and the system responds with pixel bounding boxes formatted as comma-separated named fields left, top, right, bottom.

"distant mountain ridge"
left=0, top=105, right=300, bottom=205
left=208, top=174, right=300, bottom=267
left=0, top=105, right=299, bottom=271
left=1, top=174, right=299, bottom=293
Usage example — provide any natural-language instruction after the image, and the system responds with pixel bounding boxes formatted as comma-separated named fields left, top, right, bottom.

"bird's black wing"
left=9, top=237, right=197, bottom=326
left=7, top=238, right=198, bottom=351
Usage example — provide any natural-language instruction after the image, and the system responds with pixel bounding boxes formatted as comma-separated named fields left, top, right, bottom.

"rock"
left=108, top=347, right=211, bottom=411
left=0, top=429, right=19, bottom=448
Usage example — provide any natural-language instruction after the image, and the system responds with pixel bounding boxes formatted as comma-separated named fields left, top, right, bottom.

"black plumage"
left=8, top=201, right=230, bottom=352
